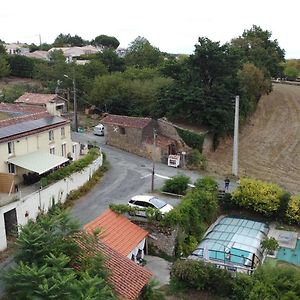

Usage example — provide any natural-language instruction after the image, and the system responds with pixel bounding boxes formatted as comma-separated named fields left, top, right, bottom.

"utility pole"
left=151, top=128, right=157, bottom=192
left=73, top=74, right=78, bottom=132
left=39, top=34, right=42, bottom=47
left=232, top=95, right=239, bottom=176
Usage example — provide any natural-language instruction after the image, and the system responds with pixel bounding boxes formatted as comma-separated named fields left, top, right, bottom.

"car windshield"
left=149, top=197, right=166, bottom=209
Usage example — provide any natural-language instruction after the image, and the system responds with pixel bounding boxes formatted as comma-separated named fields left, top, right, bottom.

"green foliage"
left=96, top=48, right=125, bottom=73
left=2, top=206, right=115, bottom=300
left=7, top=55, right=35, bottom=77
left=162, top=175, right=190, bottom=195
left=286, top=195, right=300, bottom=224
left=282, top=59, right=300, bottom=79
left=15, top=206, right=80, bottom=264
left=0, top=83, right=42, bottom=103
left=176, top=128, right=205, bottom=150
left=40, top=149, right=100, bottom=187
left=92, top=35, right=120, bottom=49
left=194, top=176, right=218, bottom=193
left=261, top=237, right=279, bottom=254
left=186, top=149, right=207, bottom=170
left=170, top=259, right=300, bottom=300
left=140, top=279, right=165, bottom=300
left=90, top=68, right=171, bottom=115
left=231, top=177, right=284, bottom=217
left=124, top=36, right=164, bottom=68
left=231, top=25, right=285, bottom=78
left=162, top=184, right=219, bottom=255
left=53, top=33, right=87, bottom=47
left=0, top=56, right=10, bottom=78
left=170, top=260, right=234, bottom=297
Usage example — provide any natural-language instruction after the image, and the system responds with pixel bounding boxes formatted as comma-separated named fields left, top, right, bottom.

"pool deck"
left=268, top=224, right=298, bottom=249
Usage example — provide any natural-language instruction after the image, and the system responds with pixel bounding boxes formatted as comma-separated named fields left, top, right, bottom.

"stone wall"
left=133, top=220, right=179, bottom=257
left=106, top=125, right=145, bottom=157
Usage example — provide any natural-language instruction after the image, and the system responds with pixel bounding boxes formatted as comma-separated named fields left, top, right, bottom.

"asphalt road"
left=71, top=132, right=233, bottom=225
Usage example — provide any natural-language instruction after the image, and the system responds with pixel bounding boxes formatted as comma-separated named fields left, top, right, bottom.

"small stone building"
left=101, top=114, right=187, bottom=163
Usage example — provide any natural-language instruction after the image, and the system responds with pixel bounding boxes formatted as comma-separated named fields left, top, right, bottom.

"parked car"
left=93, top=124, right=104, bottom=136
left=128, top=195, right=173, bottom=217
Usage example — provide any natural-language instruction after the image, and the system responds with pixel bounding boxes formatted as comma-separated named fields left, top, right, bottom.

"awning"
left=7, top=151, right=69, bottom=175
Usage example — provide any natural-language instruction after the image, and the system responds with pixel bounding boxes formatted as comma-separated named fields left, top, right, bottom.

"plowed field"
left=207, top=83, right=300, bottom=194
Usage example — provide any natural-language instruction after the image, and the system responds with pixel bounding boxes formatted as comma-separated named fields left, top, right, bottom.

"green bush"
left=194, top=176, right=218, bottom=193
left=176, top=128, right=205, bottom=150
left=187, top=149, right=207, bottom=170
left=162, top=174, right=190, bottom=195
left=286, top=195, right=300, bottom=224
left=40, top=148, right=100, bottom=187
left=162, top=187, right=219, bottom=241
left=231, top=177, right=284, bottom=217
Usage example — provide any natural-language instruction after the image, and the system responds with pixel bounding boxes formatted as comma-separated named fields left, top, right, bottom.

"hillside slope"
left=207, top=83, right=300, bottom=193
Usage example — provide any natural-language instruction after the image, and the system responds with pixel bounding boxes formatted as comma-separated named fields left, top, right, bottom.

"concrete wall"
left=0, top=154, right=103, bottom=251
left=0, top=124, right=73, bottom=179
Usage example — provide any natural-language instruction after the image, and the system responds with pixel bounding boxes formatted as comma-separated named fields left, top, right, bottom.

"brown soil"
left=207, top=83, right=300, bottom=194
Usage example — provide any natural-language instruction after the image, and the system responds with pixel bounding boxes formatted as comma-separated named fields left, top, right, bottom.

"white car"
left=128, top=195, right=173, bottom=217
left=93, top=124, right=104, bottom=136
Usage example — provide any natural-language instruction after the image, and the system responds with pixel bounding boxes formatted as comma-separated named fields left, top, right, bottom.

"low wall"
left=0, top=154, right=103, bottom=251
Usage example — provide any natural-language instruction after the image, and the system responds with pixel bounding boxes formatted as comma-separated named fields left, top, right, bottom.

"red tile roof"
left=15, top=92, right=59, bottom=105
left=0, top=103, right=49, bottom=128
left=77, top=236, right=152, bottom=300
left=101, top=114, right=152, bottom=129
left=84, top=209, right=149, bottom=257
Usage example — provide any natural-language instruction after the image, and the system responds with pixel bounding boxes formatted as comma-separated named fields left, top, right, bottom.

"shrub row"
left=170, top=259, right=300, bottom=299
left=162, top=174, right=190, bottom=195
left=162, top=176, right=219, bottom=256
left=224, top=177, right=300, bottom=225
left=40, top=148, right=100, bottom=187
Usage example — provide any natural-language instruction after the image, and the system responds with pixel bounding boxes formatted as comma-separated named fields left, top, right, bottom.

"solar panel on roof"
left=0, top=116, right=66, bottom=140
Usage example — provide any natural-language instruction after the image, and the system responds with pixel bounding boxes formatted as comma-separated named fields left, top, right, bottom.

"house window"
left=49, top=130, right=54, bottom=141
left=119, top=126, right=125, bottom=135
left=8, top=141, right=15, bottom=155
left=61, top=143, right=66, bottom=157
left=8, top=163, right=15, bottom=174
left=61, top=127, right=65, bottom=138
left=72, top=144, right=76, bottom=154
left=50, top=147, right=55, bottom=155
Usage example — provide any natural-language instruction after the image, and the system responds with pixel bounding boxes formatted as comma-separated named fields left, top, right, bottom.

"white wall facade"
left=0, top=124, right=73, bottom=181
left=0, top=154, right=103, bottom=251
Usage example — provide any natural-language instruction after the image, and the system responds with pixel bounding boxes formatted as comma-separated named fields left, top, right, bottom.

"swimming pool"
left=276, top=239, right=300, bottom=266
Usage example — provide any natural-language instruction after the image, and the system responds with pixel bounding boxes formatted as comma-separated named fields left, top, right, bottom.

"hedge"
left=176, top=127, right=205, bottom=151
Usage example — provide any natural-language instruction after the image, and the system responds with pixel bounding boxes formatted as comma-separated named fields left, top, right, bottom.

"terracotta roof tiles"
left=77, top=236, right=152, bottom=300
left=101, top=114, right=152, bottom=129
left=15, top=92, right=59, bottom=105
left=84, top=209, right=149, bottom=257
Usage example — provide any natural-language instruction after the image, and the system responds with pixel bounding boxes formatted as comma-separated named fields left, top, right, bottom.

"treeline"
left=0, top=26, right=286, bottom=137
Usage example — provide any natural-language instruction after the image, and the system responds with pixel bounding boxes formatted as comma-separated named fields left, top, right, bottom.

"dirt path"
left=207, top=83, right=300, bottom=194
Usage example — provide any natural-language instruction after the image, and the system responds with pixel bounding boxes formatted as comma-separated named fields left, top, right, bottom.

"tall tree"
left=231, top=25, right=285, bottom=78
left=92, top=35, right=120, bottom=49
left=124, top=36, right=164, bottom=68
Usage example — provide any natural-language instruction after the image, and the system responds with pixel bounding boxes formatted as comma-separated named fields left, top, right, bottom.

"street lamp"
left=64, top=73, right=78, bottom=132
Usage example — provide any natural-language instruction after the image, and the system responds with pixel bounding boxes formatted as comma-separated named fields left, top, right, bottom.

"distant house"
left=25, top=50, right=50, bottom=61
left=0, top=103, right=78, bottom=193
left=101, top=114, right=187, bottom=164
left=48, top=45, right=101, bottom=63
left=84, top=209, right=149, bottom=262
left=15, top=93, right=68, bottom=115
left=5, top=43, right=29, bottom=55
left=78, top=235, right=152, bottom=300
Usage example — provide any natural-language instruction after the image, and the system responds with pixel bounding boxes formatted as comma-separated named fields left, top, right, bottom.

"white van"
left=93, top=124, right=105, bottom=136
